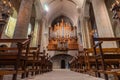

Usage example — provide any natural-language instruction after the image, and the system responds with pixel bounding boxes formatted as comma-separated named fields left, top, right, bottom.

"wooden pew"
left=47, top=59, right=53, bottom=72
left=84, top=37, right=120, bottom=80
left=70, top=56, right=79, bottom=72
left=0, top=45, right=42, bottom=78
left=69, top=51, right=85, bottom=73
left=40, top=53, right=50, bottom=73
left=23, top=45, right=40, bottom=77
left=77, top=51, right=85, bottom=73
left=35, top=51, right=53, bottom=74
left=0, top=37, right=53, bottom=80
left=0, top=36, right=31, bottom=80
left=69, top=58, right=76, bottom=71
left=84, top=48, right=120, bottom=70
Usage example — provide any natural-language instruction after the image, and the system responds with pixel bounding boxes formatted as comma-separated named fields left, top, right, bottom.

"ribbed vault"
left=40, top=0, right=85, bottom=26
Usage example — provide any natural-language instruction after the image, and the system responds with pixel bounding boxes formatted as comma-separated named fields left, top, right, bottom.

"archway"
left=51, top=54, right=73, bottom=69
left=61, top=60, right=65, bottom=69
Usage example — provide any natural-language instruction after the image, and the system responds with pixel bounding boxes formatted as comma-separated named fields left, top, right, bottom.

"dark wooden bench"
left=69, top=51, right=85, bottom=73
left=0, top=36, right=31, bottom=80
left=22, top=45, right=41, bottom=77
left=91, top=37, right=120, bottom=80
left=32, top=50, right=53, bottom=74
left=0, top=37, right=53, bottom=80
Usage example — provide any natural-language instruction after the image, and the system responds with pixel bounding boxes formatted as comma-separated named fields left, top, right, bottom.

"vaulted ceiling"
left=40, top=0, right=85, bottom=26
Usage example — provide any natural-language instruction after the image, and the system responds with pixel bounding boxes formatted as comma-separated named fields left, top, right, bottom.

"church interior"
left=0, top=0, right=120, bottom=80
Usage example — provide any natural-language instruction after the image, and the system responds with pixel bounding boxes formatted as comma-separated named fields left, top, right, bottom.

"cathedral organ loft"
left=48, top=19, right=78, bottom=51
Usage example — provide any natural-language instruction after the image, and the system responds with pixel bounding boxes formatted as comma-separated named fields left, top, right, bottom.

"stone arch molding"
left=48, top=13, right=74, bottom=27
left=51, top=53, right=73, bottom=59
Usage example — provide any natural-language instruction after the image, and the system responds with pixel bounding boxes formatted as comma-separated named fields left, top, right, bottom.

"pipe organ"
left=47, top=20, right=78, bottom=51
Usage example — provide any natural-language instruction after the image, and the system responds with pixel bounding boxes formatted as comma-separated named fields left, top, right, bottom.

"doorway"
left=61, top=60, right=65, bottom=69
left=51, top=54, right=73, bottom=69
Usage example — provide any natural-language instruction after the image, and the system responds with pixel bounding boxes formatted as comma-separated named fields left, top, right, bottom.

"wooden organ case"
left=47, top=20, right=78, bottom=51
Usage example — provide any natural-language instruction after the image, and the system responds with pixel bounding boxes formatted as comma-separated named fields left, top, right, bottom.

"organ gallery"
left=48, top=19, right=78, bottom=51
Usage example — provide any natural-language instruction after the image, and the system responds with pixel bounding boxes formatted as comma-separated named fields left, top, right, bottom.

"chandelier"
left=111, top=0, right=120, bottom=20
left=0, top=0, right=13, bottom=20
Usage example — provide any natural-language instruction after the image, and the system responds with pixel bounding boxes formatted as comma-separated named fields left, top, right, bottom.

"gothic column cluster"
left=80, top=0, right=118, bottom=49
left=79, top=2, right=91, bottom=49
left=13, top=0, right=35, bottom=38
left=80, top=17, right=91, bottom=48
left=91, top=0, right=117, bottom=48
left=10, top=0, right=44, bottom=47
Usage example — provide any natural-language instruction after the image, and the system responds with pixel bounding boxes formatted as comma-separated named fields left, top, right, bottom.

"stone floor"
left=20, top=69, right=104, bottom=80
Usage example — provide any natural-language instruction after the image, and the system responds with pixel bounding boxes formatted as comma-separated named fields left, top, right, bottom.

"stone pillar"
left=80, top=1, right=92, bottom=49
left=13, top=0, right=34, bottom=38
left=30, top=20, right=39, bottom=47
left=81, top=18, right=87, bottom=48
left=92, top=0, right=117, bottom=48
left=81, top=18, right=91, bottom=48
left=77, top=17, right=82, bottom=51
left=80, top=17, right=92, bottom=49
left=84, top=17, right=91, bottom=48
left=38, top=19, right=43, bottom=45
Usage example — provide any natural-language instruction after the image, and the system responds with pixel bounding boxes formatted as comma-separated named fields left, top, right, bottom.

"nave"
left=0, top=0, right=120, bottom=80
left=20, top=69, right=104, bottom=80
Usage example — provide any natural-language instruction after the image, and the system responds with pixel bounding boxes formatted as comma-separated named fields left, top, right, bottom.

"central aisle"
left=23, top=69, right=104, bottom=80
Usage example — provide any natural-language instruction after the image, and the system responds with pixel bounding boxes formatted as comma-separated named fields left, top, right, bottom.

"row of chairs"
left=70, top=37, right=120, bottom=80
left=0, top=35, right=53, bottom=80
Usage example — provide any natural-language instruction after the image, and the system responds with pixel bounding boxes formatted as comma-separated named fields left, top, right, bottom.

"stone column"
left=81, top=18, right=87, bottom=48
left=80, top=17, right=91, bottom=48
left=13, top=0, right=34, bottom=38
left=38, top=19, right=43, bottom=45
left=77, top=18, right=83, bottom=51
left=84, top=17, right=91, bottom=48
left=92, top=0, right=117, bottom=48
left=30, top=20, right=39, bottom=47
left=38, top=19, right=43, bottom=52
left=82, top=18, right=90, bottom=48
left=80, top=1, right=92, bottom=49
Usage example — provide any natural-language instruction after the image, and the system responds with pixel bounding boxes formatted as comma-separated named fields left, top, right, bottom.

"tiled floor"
left=21, top=69, right=104, bottom=80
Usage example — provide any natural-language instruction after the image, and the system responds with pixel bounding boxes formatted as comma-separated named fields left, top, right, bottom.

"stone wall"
left=51, top=54, right=73, bottom=69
